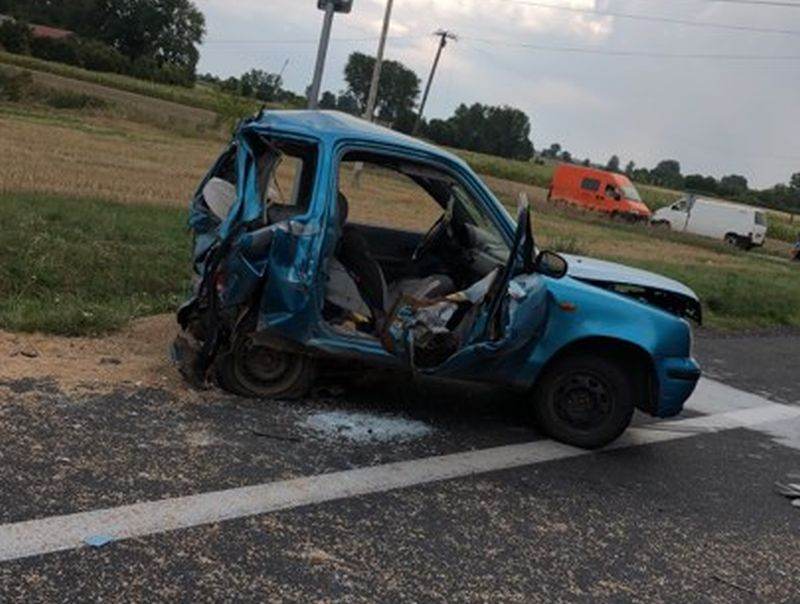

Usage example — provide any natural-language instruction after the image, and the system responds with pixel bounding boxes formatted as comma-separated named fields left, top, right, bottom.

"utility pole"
left=413, top=29, right=457, bottom=135
left=308, top=1, right=354, bottom=109
left=353, top=0, right=393, bottom=187
left=363, top=0, right=394, bottom=122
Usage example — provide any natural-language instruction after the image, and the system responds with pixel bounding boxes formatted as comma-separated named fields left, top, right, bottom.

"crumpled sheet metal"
left=384, top=272, right=547, bottom=374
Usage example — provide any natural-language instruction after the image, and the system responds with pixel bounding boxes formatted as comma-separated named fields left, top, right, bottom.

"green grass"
left=622, top=258, right=800, bottom=330
left=768, top=213, right=799, bottom=243
left=0, top=193, right=192, bottom=335
left=1, top=192, right=797, bottom=336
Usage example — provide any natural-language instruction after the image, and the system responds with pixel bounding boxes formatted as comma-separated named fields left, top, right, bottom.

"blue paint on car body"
left=177, top=110, right=701, bottom=425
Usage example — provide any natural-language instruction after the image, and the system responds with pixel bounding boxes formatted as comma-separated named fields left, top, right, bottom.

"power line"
left=203, top=35, right=422, bottom=45
left=496, top=0, right=800, bottom=35
left=637, top=0, right=800, bottom=7
left=462, top=36, right=800, bottom=60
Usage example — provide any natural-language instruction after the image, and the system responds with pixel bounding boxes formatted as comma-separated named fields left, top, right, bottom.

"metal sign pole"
left=308, top=1, right=336, bottom=109
left=364, top=0, right=394, bottom=122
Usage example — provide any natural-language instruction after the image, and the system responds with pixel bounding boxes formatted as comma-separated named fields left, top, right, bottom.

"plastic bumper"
left=654, top=356, right=701, bottom=418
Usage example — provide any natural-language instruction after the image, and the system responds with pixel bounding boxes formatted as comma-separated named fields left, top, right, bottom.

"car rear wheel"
left=216, top=334, right=315, bottom=400
left=532, top=354, right=635, bottom=449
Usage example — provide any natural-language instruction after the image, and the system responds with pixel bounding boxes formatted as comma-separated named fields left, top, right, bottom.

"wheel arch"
left=533, top=336, right=658, bottom=415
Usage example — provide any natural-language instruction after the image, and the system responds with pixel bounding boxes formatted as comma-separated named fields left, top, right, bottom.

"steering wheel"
left=412, top=212, right=451, bottom=263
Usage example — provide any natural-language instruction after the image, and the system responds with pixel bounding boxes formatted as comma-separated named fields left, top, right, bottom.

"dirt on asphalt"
left=0, top=314, right=186, bottom=397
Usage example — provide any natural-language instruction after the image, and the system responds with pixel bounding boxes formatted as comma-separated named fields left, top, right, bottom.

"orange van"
left=548, top=165, right=651, bottom=221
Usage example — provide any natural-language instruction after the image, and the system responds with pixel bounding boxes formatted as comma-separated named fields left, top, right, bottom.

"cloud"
left=195, top=0, right=800, bottom=187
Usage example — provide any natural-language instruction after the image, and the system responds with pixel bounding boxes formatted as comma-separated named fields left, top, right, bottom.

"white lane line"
left=0, top=384, right=797, bottom=564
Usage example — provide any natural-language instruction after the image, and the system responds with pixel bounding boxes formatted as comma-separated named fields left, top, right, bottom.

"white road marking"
left=0, top=379, right=797, bottom=563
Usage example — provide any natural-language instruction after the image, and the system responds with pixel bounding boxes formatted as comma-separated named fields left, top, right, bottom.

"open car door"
left=381, top=202, right=550, bottom=383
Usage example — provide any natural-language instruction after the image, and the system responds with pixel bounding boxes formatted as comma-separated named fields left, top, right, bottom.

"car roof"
left=554, top=164, right=634, bottom=184
left=245, top=110, right=466, bottom=166
left=689, top=197, right=758, bottom=213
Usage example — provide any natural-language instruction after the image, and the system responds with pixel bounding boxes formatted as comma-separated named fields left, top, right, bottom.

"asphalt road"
left=0, top=332, right=798, bottom=602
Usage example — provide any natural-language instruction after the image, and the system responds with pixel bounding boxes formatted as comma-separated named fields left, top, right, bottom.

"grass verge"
left=0, top=193, right=191, bottom=335
left=1, top=191, right=798, bottom=336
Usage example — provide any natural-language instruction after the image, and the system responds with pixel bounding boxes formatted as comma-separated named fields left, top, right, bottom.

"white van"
left=651, top=196, right=767, bottom=250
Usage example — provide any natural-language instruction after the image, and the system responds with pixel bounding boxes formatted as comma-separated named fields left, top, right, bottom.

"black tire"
left=724, top=233, right=739, bottom=247
left=532, top=354, right=635, bottom=449
left=216, top=334, right=315, bottom=400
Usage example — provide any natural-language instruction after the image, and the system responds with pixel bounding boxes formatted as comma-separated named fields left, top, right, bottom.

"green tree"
left=560, top=150, right=572, bottom=163
left=624, top=160, right=635, bottom=176
left=344, top=52, right=420, bottom=126
left=685, top=174, right=718, bottom=195
left=790, top=172, right=800, bottom=191
left=95, top=0, right=205, bottom=79
left=606, top=155, right=620, bottom=173
left=425, top=103, right=534, bottom=160
left=335, top=91, right=360, bottom=115
left=319, top=90, right=337, bottom=109
left=0, top=19, right=31, bottom=54
left=239, top=69, right=282, bottom=102
left=542, top=143, right=561, bottom=159
left=651, top=159, right=683, bottom=188
left=719, top=174, right=749, bottom=196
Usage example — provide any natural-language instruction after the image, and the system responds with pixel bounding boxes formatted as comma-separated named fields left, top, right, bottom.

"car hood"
left=562, top=254, right=702, bottom=324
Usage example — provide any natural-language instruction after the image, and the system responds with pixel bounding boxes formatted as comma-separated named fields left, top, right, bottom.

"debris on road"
left=84, top=535, right=113, bottom=549
left=774, top=473, right=800, bottom=508
left=252, top=427, right=301, bottom=443
left=302, top=410, right=433, bottom=444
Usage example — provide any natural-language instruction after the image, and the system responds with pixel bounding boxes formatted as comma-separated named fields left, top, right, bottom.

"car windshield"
left=754, top=211, right=767, bottom=226
left=620, top=185, right=642, bottom=202
left=450, top=182, right=510, bottom=263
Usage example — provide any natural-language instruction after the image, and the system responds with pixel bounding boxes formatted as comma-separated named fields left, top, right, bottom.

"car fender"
left=515, top=276, right=691, bottom=390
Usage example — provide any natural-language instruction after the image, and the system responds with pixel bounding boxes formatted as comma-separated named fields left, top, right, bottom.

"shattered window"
left=263, top=140, right=318, bottom=221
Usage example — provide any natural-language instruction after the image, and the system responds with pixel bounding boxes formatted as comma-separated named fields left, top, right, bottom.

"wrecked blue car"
left=173, top=110, right=701, bottom=449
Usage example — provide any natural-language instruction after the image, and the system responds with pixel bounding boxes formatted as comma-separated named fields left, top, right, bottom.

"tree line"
left=0, top=0, right=205, bottom=86
left=201, top=51, right=536, bottom=161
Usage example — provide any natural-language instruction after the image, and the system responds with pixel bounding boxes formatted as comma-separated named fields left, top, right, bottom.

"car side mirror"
left=535, top=251, right=568, bottom=279
left=614, top=192, right=622, bottom=201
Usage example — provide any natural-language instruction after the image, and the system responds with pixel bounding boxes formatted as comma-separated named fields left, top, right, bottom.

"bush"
left=0, top=20, right=32, bottom=54
left=74, top=38, right=128, bottom=74
left=45, top=90, right=107, bottom=110
left=131, top=56, right=193, bottom=87
left=29, top=36, right=82, bottom=66
left=0, top=68, right=33, bottom=101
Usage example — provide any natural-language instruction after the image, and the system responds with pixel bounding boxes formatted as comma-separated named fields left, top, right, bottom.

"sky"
left=194, top=0, right=800, bottom=188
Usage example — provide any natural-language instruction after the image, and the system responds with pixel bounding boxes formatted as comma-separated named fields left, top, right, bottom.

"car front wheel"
left=532, top=354, right=635, bottom=449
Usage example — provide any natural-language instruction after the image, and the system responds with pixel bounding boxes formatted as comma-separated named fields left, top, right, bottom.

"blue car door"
left=383, top=204, right=549, bottom=383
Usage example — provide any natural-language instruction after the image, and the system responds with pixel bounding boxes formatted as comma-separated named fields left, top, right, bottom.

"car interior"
left=198, top=139, right=515, bottom=344
left=324, top=150, right=512, bottom=338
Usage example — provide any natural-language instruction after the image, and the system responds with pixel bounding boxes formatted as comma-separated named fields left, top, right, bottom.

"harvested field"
left=0, top=104, right=220, bottom=206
